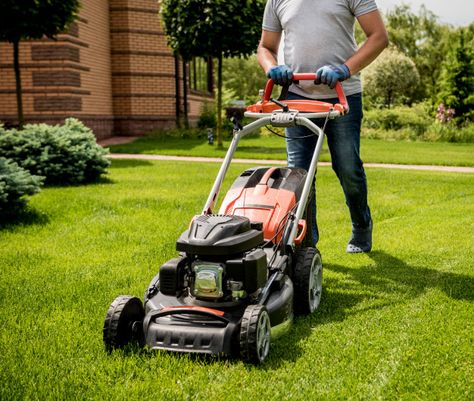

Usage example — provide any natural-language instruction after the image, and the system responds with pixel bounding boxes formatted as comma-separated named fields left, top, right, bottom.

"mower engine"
left=160, top=214, right=267, bottom=302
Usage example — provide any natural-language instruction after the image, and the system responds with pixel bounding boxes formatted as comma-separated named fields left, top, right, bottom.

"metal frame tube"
left=202, top=117, right=272, bottom=214
left=285, top=117, right=325, bottom=246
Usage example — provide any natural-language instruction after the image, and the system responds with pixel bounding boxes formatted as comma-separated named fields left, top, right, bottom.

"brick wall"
left=0, top=0, right=213, bottom=138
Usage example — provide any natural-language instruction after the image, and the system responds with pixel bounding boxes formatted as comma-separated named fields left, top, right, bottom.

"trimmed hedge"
left=0, top=118, right=110, bottom=185
left=0, top=157, right=43, bottom=213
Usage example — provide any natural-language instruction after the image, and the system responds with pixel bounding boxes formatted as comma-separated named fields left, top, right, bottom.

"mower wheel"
left=240, top=304, right=271, bottom=364
left=103, top=295, right=145, bottom=351
left=293, top=247, right=322, bottom=315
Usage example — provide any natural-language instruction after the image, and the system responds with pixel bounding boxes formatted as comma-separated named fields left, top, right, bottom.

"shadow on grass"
left=265, top=250, right=474, bottom=368
left=43, top=175, right=115, bottom=188
left=0, top=207, right=50, bottom=231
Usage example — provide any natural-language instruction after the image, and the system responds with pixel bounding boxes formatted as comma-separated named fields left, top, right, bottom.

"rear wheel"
left=240, top=304, right=271, bottom=364
left=293, top=247, right=322, bottom=315
left=103, top=295, right=145, bottom=351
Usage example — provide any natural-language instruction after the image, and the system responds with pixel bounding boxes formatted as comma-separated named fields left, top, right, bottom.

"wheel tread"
left=240, top=304, right=268, bottom=364
left=293, top=247, right=322, bottom=316
left=103, top=295, right=144, bottom=351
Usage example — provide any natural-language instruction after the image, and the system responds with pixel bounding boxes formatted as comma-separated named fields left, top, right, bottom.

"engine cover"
left=176, top=215, right=263, bottom=256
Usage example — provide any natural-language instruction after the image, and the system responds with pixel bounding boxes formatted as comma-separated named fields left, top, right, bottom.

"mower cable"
left=261, top=202, right=300, bottom=268
left=261, top=202, right=299, bottom=249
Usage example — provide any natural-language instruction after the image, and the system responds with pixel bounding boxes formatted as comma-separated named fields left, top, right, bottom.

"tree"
left=161, top=0, right=265, bottom=146
left=437, top=29, right=474, bottom=122
left=363, top=48, right=420, bottom=108
left=0, top=0, right=80, bottom=128
left=223, top=55, right=268, bottom=104
left=385, top=4, right=453, bottom=101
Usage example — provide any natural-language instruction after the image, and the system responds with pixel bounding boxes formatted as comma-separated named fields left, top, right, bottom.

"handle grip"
left=262, top=73, right=348, bottom=113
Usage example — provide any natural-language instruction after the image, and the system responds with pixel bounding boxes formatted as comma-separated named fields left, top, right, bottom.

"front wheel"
left=103, top=295, right=145, bottom=351
left=239, top=304, right=271, bottom=364
left=293, top=247, right=323, bottom=315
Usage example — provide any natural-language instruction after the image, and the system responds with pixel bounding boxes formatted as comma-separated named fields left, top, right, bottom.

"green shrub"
left=362, top=102, right=474, bottom=142
left=197, top=102, right=216, bottom=129
left=423, top=122, right=474, bottom=143
left=363, top=104, right=431, bottom=136
left=0, top=118, right=110, bottom=185
left=0, top=157, right=43, bottom=214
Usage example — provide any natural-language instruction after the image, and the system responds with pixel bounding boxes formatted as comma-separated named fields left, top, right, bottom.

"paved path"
left=108, top=153, right=474, bottom=174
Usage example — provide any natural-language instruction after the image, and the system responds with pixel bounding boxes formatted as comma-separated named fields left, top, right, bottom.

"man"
left=257, top=0, right=388, bottom=253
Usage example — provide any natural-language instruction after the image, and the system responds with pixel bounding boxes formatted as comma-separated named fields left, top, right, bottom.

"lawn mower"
left=103, top=74, right=348, bottom=364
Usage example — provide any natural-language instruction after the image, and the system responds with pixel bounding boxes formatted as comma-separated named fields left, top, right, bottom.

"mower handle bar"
left=263, top=73, right=349, bottom=112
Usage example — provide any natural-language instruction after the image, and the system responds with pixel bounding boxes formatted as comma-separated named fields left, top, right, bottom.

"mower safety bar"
left=263, top=73, right=349, bottom=113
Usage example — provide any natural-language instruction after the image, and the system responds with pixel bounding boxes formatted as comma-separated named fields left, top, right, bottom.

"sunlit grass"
left=1, top=159, right=473, bottom=400
left=109, top=134, right=474, bottom=167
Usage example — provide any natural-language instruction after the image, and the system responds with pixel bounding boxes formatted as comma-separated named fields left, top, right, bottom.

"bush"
left=0, top=157, right=43, bottom=214
left=363, top=48, right=420, bottom=107
left=423, top=122, right=474, bottom=143
left=362, top=103, right=474, bottom=142
left=197, top=102, right=217, bottom=129
left=363, top=104, right=432, bottom=140
left=0, top=118, right=110, bottom=185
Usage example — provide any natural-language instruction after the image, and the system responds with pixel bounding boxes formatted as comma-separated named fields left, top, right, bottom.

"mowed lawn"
left=1, top=159, right=473, bottom=400
left=109, top=135, right=474, bottom=167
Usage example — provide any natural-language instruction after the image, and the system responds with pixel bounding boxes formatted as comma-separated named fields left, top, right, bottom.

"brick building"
left=0, top=0, right=214, bottom=139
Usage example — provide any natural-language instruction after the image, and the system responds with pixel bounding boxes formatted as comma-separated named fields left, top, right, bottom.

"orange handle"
left=294, top=219, right=307, bottom=246
left=262, top=73, right=349, bottom=113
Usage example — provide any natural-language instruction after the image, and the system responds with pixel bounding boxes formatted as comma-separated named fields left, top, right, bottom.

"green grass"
left=109, top=135, right=474, bottom=167
left=1, top=160, right=473, bottom=400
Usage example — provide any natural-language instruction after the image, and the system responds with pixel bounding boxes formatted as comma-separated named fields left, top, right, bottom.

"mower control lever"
left=270, top=98, right=289, bottom=112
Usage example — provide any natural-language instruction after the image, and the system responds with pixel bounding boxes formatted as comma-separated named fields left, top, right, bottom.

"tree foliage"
left=0, top=0, right=80, bottom=42
left=223, top=55, right=268, bottom=104
left=385, top=5, right=453, bottom=101
left=363, top=48, right=420, bottom=108
left=160, top=0, right=265, bottom=145
left=437, top=29, right=474, bottom=121
left=161, top=0, right=263, bottom=60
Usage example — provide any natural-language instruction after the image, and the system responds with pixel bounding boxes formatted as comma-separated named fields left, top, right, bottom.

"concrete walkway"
left=107, top=153, right=474, bottom=174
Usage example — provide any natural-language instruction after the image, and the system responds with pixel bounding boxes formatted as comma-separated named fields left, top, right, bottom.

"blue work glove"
left=315, top=64, right=351, bottom=89
left=267, top=65, right=294, bottom=85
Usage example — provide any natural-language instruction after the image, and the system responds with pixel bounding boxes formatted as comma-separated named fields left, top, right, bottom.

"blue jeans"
left=285, top=92, right=371, bottom=244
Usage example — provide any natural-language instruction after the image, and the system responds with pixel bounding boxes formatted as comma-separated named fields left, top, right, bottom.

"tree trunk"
left=13, top=40, right=24, bottom=129
left=182, top=59, right=189, bottom=129
left=174, top=55, right=181, bottom=128
left=216, top=52, right=223, bottom=147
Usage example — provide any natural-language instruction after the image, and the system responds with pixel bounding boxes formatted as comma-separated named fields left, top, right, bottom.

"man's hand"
left=267, top=65, right=294, bottom=85
left=315, top=64, right=351, bottom=89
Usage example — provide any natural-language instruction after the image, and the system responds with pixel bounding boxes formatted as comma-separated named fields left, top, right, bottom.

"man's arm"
left=345, top=10, right=389, bottom=75
left=257, top=30, right=293, bottom=85
left=257, top=30, right=282, bottom=74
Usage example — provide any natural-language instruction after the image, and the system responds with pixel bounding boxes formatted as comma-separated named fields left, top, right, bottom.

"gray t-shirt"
left=263, top=0, right=378, bottom=99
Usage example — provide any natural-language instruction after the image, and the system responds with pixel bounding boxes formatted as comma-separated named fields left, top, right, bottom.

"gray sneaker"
left=346, top=220, right=372, bottom=253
